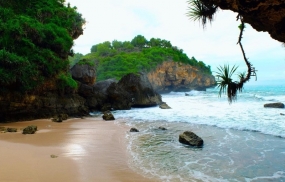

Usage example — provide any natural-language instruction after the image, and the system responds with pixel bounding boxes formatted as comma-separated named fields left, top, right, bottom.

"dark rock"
left=200, top=0, right=285, bottom=43
left=60, top=114, right=69, bottom=120
left=6, top=128, right=17, bottom=132
left=106, top=82, right=132, bottom=110
left=130, top=128, right=139, bottom=132
left=52, top=113, right=68, bottom=123
left=280, top=113, right=284, bottom=116
left=158, top=126, right=167, bottom=130
left=179, top=131, right=203, bottom=147
left=264, top=102, right=284, bottom=108
left=102, top=111, right=115, bottom=120
left=52, top=116, right=62, bottom=122
left=79, top=79, right=117, bottom=110
left=93, top=79, right=117, bottom=93
left=0, top=94, right=88, bottom=122
left=185, top=93, right=190, bottom=96
left=22, top=125, right=37, bottom=134
left=159, top=102, right=171, bottom=109
left=70, top=64, right=96, bottom=85
left=118, top=73, right=162, bottom=107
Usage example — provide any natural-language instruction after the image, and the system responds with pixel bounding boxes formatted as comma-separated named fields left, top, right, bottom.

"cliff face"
left=0, top=93, right=88, bottom=122
left=147, top=61, right=216, bottom=93
left=201, top=0, right=285, bottom=43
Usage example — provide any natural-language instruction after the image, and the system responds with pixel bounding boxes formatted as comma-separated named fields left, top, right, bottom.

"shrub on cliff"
left=0, top=0, right=85, bottom=94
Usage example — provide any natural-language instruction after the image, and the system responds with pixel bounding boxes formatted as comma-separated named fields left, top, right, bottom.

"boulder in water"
left=158, top=126, right=167, bottom=130
left=130, top=128, right=139, bottom=132
left=102, top=111, right=115, bottom=121
left=179, top=131, right=203, bottom=147
left=159, top=102, right=171, bottom=109
left=264, top=102, right=284, bottom=108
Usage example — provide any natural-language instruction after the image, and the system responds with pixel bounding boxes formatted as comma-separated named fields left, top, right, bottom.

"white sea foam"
left=113, top=84, right=285, bottom=181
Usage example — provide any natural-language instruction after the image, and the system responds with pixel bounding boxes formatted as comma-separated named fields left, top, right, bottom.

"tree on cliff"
left=0, top=0, right=85, bottom=94
left=187, top=0, right=257, bottom=103
left=77, top=35, right=212, bottom=81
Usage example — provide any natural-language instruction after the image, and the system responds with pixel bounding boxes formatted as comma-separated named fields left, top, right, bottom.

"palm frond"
left=187, top=0, right=218, bottom=28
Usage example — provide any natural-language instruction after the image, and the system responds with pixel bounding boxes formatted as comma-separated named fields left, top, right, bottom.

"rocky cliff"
left=0, top=92, right=89, bottom=122
left=200, top=0, right=285, bottom=43
left=147, top=61, right=216, bottom=93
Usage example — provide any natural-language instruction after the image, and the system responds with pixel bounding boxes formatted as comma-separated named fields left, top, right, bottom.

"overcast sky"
left=66, top=0, right=285, bottom=84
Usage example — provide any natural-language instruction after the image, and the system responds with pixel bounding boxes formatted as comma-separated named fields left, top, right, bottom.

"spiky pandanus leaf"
left=187, top=0, right=218, bottom=28
left=215, top=65, right=239, bottom=103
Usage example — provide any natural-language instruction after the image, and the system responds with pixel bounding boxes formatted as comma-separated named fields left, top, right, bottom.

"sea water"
left=113, top=83, right=285, bottom=182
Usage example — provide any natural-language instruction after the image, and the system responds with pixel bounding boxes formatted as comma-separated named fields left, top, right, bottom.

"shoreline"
left=0, top=117, right=158, bottom=182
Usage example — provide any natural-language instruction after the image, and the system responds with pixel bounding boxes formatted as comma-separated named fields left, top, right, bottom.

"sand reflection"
left=64, top=143, right=86, bottom=159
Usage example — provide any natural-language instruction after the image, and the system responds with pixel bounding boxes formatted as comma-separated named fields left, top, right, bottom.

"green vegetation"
left=75, top=35, right=212, bottom=81
left=0, top=0, right=85, bottom=94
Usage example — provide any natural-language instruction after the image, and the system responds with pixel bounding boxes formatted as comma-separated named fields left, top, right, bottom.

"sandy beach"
left=0, top=117, right=158, bottom=182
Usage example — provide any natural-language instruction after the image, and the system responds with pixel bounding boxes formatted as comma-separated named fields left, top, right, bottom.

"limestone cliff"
left=147, top=61, right=216, bottom=93
left=200, top=0, right=285, bottom=43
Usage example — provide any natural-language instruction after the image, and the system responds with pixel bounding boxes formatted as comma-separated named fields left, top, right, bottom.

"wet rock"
left=50, top=154, right=58, bottom=158
left=264, top=102, right=284, bottom=108
left=102, top=111, right=115, bottom=121
left=130, top=128, right=139, bottom=132
left=158, top=126, right=167, bottom=130
left=179, top=131, right=203, bottom=147
left=22, top=125, right=37, bottom=134
left=6, top=128, right=17, bottom=132
left=159, top=102, right=171, bottom=109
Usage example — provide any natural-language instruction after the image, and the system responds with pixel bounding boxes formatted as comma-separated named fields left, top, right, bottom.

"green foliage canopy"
left=0, top=0, right=85, bottom=93
left=77, top=35, right=212, bottom=81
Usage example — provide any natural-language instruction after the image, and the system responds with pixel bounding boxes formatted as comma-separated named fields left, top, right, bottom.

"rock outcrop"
left=118, top=73, right=162, bottom=107
left=77, top=73, right=162, bottom=111
left=147, top=61, right=216, bottom=93
left=200, top=0, right=285, bottom=43
left=264, top=102, right=284, bottom=108
left=70, top=64, right=96, bottom=85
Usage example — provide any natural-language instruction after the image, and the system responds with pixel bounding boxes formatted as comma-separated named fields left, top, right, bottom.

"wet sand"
left=0, top=117, right=158, bottom=182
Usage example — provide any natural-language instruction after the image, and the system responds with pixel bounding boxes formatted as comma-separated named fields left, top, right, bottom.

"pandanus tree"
left=187, top=0, right=257, bottom=103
